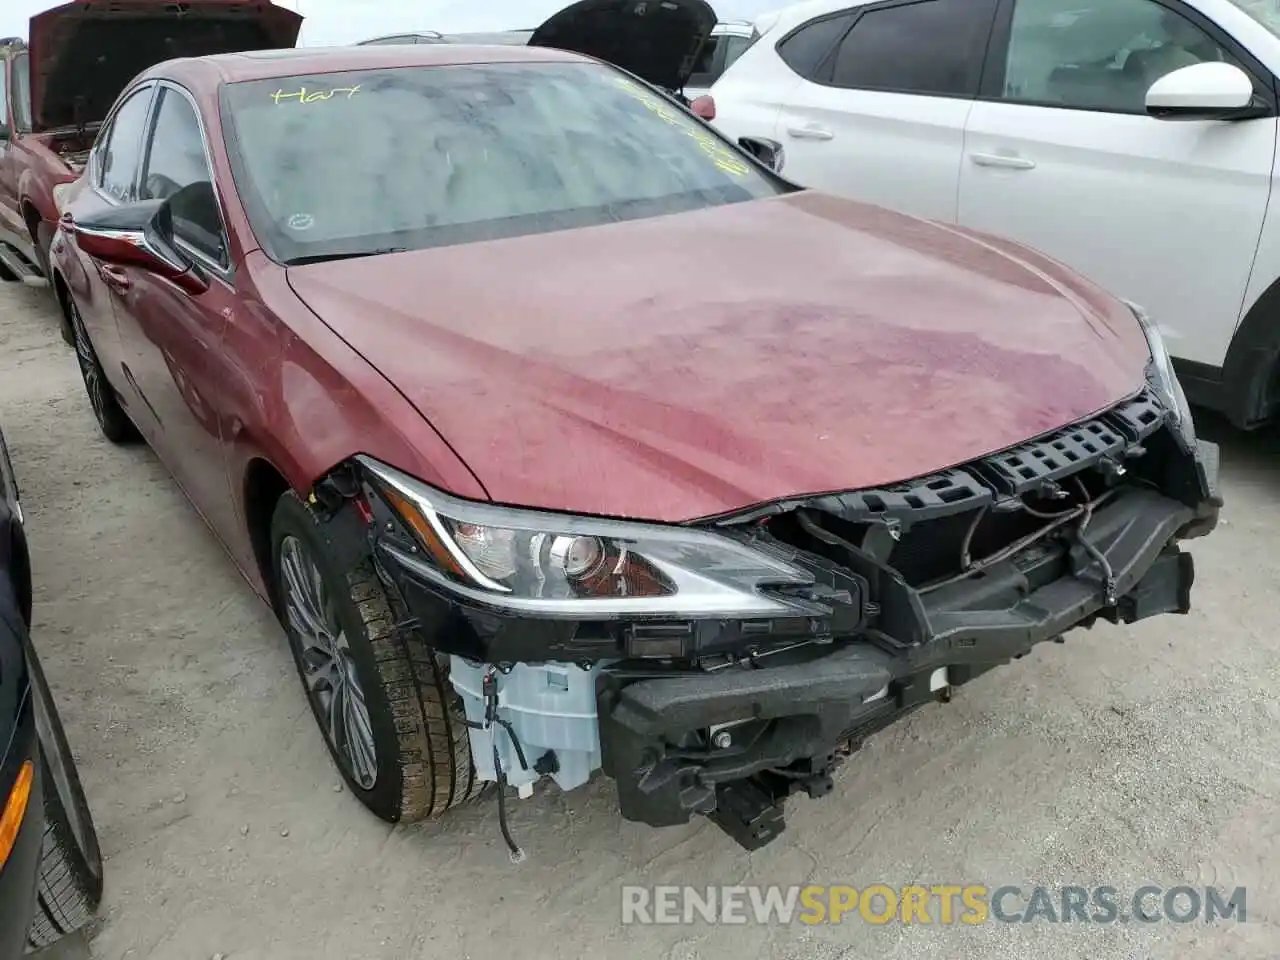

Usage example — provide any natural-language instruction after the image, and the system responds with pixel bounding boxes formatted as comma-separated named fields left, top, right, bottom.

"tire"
left=24, top=644, right=104, bottom=949
left=270, top=492, right=481, bottom=823
left=67, top=295, right=137, bottom=444
left=48, top=240, right=74, bottom=349
left=32, top=219, right=53, bottom=278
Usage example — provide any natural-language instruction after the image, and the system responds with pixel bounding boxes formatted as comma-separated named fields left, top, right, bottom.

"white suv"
left=710, top=0, right=1280, bottom=430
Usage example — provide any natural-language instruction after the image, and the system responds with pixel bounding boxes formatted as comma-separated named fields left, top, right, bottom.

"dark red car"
left=48, top=25, right=1220, bottom=851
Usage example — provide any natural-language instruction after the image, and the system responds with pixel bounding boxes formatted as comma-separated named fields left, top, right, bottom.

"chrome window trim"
left=90, top=82, right=158, bottom=206
left=144, top=80, right=235, bottom=280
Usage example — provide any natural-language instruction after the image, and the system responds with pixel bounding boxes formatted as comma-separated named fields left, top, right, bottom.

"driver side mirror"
left=64, top=195, right=208, bottom=295
left=1146, top=62, right=1261, bottom=120
left=738, top=136, right=785, bottom=174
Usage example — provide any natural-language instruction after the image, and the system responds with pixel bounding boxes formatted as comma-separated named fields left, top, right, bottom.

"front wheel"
left=24, top=643, right=104, bottom=948
left=68, top=297, right=137, bottom=444
left=270, top=493, right=481, bottom=822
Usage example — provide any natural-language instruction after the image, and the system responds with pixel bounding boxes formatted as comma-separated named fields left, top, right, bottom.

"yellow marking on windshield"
left=271, top=84, right=362, bottom=105
left=612, top=78, right=750, bottom=177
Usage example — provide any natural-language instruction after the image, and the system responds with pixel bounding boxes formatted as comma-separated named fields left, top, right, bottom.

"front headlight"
left=358, top=457, right=818, bottom=619
left=1127, top=301, right=1196, bottom=450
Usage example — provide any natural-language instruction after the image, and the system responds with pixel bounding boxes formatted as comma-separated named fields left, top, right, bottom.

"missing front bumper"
left=597, top=488, right=1199, bottom=849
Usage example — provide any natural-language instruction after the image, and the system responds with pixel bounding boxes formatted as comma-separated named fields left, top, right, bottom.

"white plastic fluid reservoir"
left=449, top=658, right=608, bottom=795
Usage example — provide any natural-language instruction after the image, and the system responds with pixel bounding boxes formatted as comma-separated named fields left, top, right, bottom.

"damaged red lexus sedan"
left=48, top=27, right=1220, bottom=852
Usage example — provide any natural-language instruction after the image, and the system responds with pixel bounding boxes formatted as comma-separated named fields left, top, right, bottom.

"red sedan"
left=49, top=36, right=1219, bottom=851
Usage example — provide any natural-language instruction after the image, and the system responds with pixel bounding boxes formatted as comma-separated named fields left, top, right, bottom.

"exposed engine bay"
left=47, top=126, right=99, bottom=174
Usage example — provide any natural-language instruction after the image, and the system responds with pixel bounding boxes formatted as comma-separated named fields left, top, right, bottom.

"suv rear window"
left=777, top=12, right=855, bottom=79
left=221, top=61, right=783, bottom=265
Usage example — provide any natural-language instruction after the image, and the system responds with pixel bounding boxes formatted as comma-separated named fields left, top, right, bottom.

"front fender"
left=221, top=252, right=488, bottom=592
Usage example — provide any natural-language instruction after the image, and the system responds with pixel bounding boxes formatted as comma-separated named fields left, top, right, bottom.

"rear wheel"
left=68, top=297, right=137, bottom=444
left=24, top=645, right=104, bottom=949
left=270, top=493, right=481, bottom=822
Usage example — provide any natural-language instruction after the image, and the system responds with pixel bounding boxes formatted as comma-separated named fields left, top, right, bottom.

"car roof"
left=756, top=0, right=877, bottom=32
left=444, top=30, right=536, bottom=44
left=146, top=43, right=590, bottom=89
left=360, top=31, right=445, bottom=42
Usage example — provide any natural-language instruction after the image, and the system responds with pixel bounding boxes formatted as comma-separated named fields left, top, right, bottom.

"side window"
left=0, top=59, right=8, bottom=137
left=688, top=36, right=723, bottom=88
left=1001, top=0, right=1238, bottom=113
left=828, top=0, right=997, bottom=97
left=11, top=53, right=31, bottom=133
left=723, top=34, right=754, bottom=71
left=140, top=87, right=227, bottom=265
left=777, top=13, right=856, bottom=80
left=98, top=88, right=153, bottom=202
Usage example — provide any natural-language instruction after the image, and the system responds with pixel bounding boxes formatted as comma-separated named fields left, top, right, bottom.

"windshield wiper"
left=284, top=247, right=407, bottom=266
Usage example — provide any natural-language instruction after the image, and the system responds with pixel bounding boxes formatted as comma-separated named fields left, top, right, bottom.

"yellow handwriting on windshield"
left=612, top=78, right=751, bottom=177
left=271, top=84, right=362, bottom=105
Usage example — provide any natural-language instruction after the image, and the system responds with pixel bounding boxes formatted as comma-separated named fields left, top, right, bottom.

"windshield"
left=11, top=53, right=30, bottom=133
left=1226, top=0, right=1280, bottom=38
left=220, top=61, right=781, bottom=265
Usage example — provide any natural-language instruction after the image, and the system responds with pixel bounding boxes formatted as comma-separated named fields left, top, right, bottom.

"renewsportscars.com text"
left=621, top=884, right=1247, bottom=926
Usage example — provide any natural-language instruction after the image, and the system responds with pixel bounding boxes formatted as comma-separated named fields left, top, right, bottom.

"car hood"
left=285, top=192, right=1151, bottom=523
left=29, top=0, right=302, bottom=132
left=528, top=0, right=716, bottom=91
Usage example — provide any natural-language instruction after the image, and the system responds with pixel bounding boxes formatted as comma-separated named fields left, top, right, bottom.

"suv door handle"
left=786, top=125, right=834, bottom=141
left=969, top=152, right=1036, bottom=170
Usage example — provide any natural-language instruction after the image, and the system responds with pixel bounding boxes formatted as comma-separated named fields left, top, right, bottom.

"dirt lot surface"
left=2, top=280, right=1278, bottom=960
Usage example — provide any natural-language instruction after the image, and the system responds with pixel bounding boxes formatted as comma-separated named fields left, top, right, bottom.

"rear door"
left=958, top=0, right=1276, bottom=369
left=773, top=0, right=1000, bottom=221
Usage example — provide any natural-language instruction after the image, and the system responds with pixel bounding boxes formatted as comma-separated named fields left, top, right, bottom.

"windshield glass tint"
left=1226, top=0, right=1280, bottom=38
left=220, top=62, right=780, bottom=264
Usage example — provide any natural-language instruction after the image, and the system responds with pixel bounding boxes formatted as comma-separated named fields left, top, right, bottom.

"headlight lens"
left=1128, top=301, right=1196, bottom=450
left=358, top=457, right=818, bottom=618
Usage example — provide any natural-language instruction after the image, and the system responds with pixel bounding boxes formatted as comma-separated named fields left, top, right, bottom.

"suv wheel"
left=270, top=493, right=481, bottom=822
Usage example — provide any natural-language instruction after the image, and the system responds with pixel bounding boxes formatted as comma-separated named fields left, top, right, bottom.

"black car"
left=0, top=426, right=102, bottom=955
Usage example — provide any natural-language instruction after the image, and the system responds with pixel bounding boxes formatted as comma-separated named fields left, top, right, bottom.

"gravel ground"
left=1, top=279, right=1278, bottom=960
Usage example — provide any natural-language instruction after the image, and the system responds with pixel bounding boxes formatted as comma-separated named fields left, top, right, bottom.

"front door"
left=958, top=0, right=1277, bottom=369
left=109, top=84, right=240, bottom=541
left=774, top=0, right=999, bottom=221
left=65, top=84, right=158, bottom=391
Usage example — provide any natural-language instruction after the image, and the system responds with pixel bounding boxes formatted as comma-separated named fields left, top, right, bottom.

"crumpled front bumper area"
left=365, top=389, right=1220, bottom=850
left=597, top=484, right=1201, bottom=849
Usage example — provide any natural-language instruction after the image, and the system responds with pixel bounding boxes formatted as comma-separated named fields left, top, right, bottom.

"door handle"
left=786, top=125, right=835, bottom=141
left=969, top=152, right=1036, bottom=170
left=99, top=264, right=131, bottom=292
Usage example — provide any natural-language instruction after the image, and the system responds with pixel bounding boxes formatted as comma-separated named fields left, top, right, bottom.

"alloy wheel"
left=279, top=535, right=378, bottom=789
left=69, top=302, right=109, bottom=430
